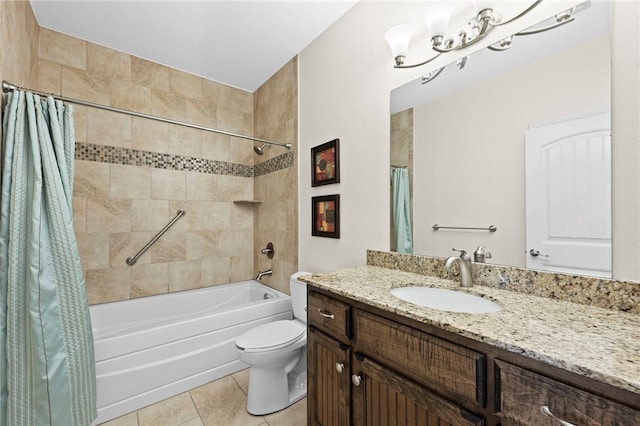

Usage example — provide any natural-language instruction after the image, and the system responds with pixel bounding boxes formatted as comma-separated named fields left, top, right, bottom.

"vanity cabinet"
left=495, top=360, right=640, bottom=426
left=308, top=289, right=485, bottom=426
left=308, top=286, right=640, bottom=426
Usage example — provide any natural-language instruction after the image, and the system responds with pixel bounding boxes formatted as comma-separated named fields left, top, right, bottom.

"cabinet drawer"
left=355, top=310, right=486, bottom=406
left=496, top=360, right=640, bottom=426
left=308, top=291, right=352, bottom=344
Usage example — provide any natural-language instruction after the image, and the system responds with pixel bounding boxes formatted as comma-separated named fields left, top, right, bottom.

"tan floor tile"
left=178, top=418, right=204, bottom=426
left=190, top=376, right=264, bottom=426
left=264, top=398, right=307, bottom=426
left=99, top=411, right=138, bottom=426
left=231, top=368, right=250, bottom=395
left=137, top=392, right=199, bottom=426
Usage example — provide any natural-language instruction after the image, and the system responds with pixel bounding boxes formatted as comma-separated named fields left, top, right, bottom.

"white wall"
left=298, top=0, right=640, bottom=280
left=413, top=36, right=610, bottom=267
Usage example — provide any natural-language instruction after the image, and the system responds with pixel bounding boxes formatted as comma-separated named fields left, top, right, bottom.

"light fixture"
left=385, top=0, right=585, bottom=70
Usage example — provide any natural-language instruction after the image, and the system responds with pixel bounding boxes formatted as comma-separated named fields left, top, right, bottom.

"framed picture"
left=312, top=194, right=340, bottom=238
left=311, top=139, right=340, bottom=186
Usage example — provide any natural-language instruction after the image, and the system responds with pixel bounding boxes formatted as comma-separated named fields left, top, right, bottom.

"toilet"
left=235, top=272, right=310, bottom=415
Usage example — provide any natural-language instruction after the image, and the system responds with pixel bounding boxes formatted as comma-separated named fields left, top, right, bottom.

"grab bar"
left=126, top=210, right=185, bottom=266
left=432, top=224, right=497, bottom=232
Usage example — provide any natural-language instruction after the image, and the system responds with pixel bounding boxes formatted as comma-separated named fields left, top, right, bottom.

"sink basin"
left=390, top=287, right=502, bottom=314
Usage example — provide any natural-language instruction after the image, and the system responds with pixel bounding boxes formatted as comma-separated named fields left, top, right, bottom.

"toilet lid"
left=236, top=320, right=305, bottom=352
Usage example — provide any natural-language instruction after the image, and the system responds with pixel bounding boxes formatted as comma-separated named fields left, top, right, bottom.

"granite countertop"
left=299, top=265, right=640, bottom=396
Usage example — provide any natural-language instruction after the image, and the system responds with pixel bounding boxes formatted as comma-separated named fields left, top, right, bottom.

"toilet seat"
left=236, top=320, right=305, bottom=353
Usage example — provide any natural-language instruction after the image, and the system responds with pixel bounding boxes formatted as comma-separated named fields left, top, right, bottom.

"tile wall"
left=0, top=2, right=299, bottom=304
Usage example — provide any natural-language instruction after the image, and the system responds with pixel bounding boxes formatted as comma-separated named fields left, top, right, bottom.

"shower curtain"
left=391, top=167, right=413, bottom=254
left=0, top=91, right=96, bottom=425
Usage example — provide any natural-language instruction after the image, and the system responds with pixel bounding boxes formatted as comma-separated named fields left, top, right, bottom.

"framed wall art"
left=312, top=194, right=340, bottom=238
left=311, top=139, right=340, bottom=186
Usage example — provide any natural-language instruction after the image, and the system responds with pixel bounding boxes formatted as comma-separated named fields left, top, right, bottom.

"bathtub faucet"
left=256, top=269, right=272, bottom=280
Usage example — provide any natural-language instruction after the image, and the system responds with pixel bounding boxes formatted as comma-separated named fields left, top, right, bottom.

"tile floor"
left=100, top=369, right=307, bottom=426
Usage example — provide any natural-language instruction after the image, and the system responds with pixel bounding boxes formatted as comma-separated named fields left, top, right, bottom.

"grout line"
left=187, top=390, right=204, bottom=426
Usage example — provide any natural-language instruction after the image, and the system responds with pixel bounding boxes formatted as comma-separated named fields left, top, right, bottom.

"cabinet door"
left=308, top=327, right=352, bottom=426
left=351, top=354, right=484, bottom=426
left=496, top=360, right=640, bottom=426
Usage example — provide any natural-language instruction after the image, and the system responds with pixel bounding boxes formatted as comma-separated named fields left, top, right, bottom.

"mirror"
left=390, top=1, right=611, bottom=277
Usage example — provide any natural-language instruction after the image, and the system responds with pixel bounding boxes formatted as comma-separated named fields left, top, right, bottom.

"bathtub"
left=89, top=280, right=292, bottom=425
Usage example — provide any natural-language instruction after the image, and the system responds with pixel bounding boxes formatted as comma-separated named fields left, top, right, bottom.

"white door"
left=525, top=108, right=611, bottom=278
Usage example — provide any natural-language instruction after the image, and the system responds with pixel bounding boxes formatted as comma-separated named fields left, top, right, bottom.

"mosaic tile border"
left=75, top=142, right=293, bottom=177
left=367, top=249, right=640, bottom=313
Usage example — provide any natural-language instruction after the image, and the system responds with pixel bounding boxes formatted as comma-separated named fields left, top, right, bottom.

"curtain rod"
left=2, top=80, right=292, bottom=149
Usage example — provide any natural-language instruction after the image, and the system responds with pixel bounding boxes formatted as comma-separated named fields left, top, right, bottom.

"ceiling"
left=29, top=0, right=357, bottom=93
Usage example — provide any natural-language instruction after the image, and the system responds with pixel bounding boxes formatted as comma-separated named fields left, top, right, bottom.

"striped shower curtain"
left=0, top=91, right=96, bottom=425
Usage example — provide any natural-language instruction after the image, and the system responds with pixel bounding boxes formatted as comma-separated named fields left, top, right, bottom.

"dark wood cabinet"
left=308, top=289, right=484, bottom=425
left=351, top=354, right=484, bottom=426
left=308, top=327, right=351, bottom=425
left=495, top=360, right=640, bottom=426
left=308, top=287, right=640, bottom=426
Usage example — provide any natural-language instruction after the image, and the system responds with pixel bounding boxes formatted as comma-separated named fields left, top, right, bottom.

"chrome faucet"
left=256, top=269, right=272, bottom=280
left=445, top=248, right=473, bottom=287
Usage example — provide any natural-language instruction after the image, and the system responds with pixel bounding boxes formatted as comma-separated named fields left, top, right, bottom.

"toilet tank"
left=290, top=272, right=311, bottom=324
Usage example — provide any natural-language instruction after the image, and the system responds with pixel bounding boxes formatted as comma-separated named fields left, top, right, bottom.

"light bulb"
left=424, top=2, right=454, bottom=38
left=384, top=24, right=413, bottom=65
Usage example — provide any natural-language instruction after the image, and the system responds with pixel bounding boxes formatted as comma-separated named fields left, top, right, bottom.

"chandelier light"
left=385, top=0, right=586, bottom=71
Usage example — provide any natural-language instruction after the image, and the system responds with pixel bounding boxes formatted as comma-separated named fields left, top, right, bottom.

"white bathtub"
left=90, top=281, right=292, bottom=425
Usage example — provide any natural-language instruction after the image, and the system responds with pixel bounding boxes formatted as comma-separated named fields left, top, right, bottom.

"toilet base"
left=246, top=357, right=307, bottom=415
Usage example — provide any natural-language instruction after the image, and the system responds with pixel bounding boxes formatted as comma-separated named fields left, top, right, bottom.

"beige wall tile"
left=37, top=59, right=61, bottom=93
left=86, top=198, right=132, bottom=233
left=87, top=43, right=130, bottom=81
left=201, top=256, right=231, bottom=286
left=110, top=164, right=151, bottom=200
left=185, top=172, right=217, bottom=201
left=151, top=169, right=186, bottom=200
left=230, top=255, right=253, bottom=283
left=131, top=56, right=169, bottom=92
left=169, top=200, right=203, bottom=232
left=202, top=79, right=253, bottom=115
left=215, top=175, right=244, bottom=201
left=131, top=263, right=169, bottom=298
left=168, top=124, right=202, bottom=158
left=185, top=98, right=216, bottom=128
left=131, top=199, right=169, bottom=231
left=76, top=232, right=109, bottom=270
left=85, top=267, right=132, bottom=305
left=131, top=116, right=170, bottom=153
left=168, top=260, right=201, bottom=292
left=149, top=230, right=185, bottom=263
left=185, top=231, right=217, bottom=260
left=218, top=229, right=252, bottom=258
left=73, top=196, right=87, bottom=233
left=61, top=66, right=110, bottom=105
left=169, top=68, right=203, bottom=101
left=87, top=108, right=132, bottom=148
left=201, top=201, right=231, bottom=231
left=74, top=160, right=110, bottom=198
left=111, top=79, right=151, bottom=114
left=151, top=90, right=186, bottom=122
left=201, top=132, right=231, bottom=162
left=73, top=105, right=88, bottom=143
left=110, top=232, right=154, bottom=267
left=39, top=27, right=86, bottom=70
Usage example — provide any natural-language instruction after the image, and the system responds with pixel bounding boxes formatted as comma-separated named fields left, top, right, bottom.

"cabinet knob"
left=351, top=374, right=362, bottom=387
left=317, top=308, right=335, bottom=319
left=540, top=406, right=575, bottom=426
left=335, top=363, right=345, bottom=374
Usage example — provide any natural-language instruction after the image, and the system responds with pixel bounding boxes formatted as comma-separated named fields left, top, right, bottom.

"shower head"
left=253, top=144, right=270, bottom=155
left=253, top=142, right=292, bottom=155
